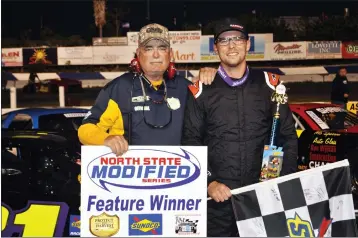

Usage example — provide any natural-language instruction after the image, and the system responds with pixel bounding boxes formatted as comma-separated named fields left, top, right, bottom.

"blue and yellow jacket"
left=78, top=72, right=191, bottom=145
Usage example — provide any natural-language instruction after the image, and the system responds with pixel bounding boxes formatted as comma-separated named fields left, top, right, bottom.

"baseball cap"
left=138, top=23, right=170, bottom=46
left=214, top=18, right=249, bottom=41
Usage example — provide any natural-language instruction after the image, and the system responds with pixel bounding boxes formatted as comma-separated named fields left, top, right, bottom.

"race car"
left=2, top=108, right=89, bottom=131
left=22, top=78, right=83, bottom=94
left=289, top=103, right=358, bottom=207
left=1, top=129, right=81, bottom=237
left=290, top=103, right=358, bottom=138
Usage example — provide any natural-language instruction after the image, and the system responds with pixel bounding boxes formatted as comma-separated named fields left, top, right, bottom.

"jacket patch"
left=134, top=106, right=150, bottom=111
left=264, top=71, right=280, bottom=90
left=188, top=81, right=203, bottom=99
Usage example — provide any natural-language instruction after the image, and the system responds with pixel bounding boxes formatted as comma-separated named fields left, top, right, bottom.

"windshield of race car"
left=39, top=114, right=85, bottom=131
left=306, top=107, right=358, bottom=130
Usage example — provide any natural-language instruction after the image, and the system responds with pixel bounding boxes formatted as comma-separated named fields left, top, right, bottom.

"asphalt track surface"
left=2, top=82, right=358, bottom=109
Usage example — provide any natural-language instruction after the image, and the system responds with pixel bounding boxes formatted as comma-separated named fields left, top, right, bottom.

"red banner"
left=341, top=41, right=358, bottom=59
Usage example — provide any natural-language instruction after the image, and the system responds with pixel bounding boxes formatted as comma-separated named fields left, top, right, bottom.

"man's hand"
left=104, top=135, right=129, bottom=156
left=208, top=181, right=232, bottom=202
left=192, top=67, right=217, bottom=85
left=344, top=93, right=349, bottom=98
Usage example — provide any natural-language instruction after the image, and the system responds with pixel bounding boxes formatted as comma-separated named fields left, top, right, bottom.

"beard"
left=222, top=55, right=245, bottom=67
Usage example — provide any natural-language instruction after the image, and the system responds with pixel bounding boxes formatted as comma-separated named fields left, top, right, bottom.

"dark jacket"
left=331, top=74, right=349, bottom=103
left=181, top=68, right=298, bottom=189
left=78, top=72, right=191, bottom=145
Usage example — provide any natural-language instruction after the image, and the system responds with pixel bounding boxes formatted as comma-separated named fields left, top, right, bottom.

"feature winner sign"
left=81, top=146, right=207, bottom=237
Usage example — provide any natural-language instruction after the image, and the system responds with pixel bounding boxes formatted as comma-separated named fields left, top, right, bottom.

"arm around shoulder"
left=181, top=82, right=206, bottom=146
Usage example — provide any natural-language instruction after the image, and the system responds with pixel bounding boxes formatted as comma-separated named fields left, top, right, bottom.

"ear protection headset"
left=129, top=57, right=177, bottom=80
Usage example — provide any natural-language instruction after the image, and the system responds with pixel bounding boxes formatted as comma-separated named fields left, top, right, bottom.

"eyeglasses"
left=216, top=36, right=247, bottom=46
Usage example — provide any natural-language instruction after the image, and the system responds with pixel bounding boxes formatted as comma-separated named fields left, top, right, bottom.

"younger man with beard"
left=181, top=18, right=298, bottom=237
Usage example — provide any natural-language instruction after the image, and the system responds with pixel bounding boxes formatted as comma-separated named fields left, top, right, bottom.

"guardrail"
left=5, top=86, right=66, bottom=110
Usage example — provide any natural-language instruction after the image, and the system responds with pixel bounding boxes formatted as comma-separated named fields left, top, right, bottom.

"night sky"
left=2, top=0, right=357, bottom=39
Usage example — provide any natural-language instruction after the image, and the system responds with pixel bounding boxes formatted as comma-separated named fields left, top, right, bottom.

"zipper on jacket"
left=237, top=86, right=245, bottom=187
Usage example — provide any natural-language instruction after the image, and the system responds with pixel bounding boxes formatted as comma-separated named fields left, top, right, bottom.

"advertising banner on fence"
left=1, top=48, right=23, bottom=66
left=127, top=32, right=139, bottom=46
left=342, top=41, right=358, bottom=59
left=268, top=41, right=307, bottom=60
left=169, top=31, right=201, bottom=45
left=200, top=35, right=219, bottom=62
left=247, top=33, right=273, bottom=61
left=92, top=46, right=137, bottom=64
left=172, top=44, right=201, bottom=63
left=81, top=146, right=207, bottom=237
left=127, top=31, right=201, bottom=46
left=22, top=47, right=58, bottom=65
left=200, top=33, right=273, bottom=62
left=93, top=37, right=128, bottom=46
left=57, top=47, right=94, bottom=65
left=306, top=41, right=342, bottom=59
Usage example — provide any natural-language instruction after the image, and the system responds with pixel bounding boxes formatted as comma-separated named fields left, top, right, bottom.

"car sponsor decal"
left=308, top=131, right=340, bottom=169
left=316, top=107, right=346, bottom=114
left=296, top=129, right=304, bottom=138
left=69, top=215, right=80, bottom=236
left=306, top=111, right=329, bottom=130
left=64, top=113, right=88, bottom=118
left=347, top=102, right=358, bottom=115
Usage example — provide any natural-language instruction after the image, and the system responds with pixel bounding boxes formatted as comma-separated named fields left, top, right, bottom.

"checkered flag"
left=231, top=160, right=358, bottom=237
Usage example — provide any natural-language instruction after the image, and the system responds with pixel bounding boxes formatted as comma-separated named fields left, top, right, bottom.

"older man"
left=78, top=23, right=213, bottom=155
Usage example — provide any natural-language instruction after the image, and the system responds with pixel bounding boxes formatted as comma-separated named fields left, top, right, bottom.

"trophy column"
left=260, top=82, right=288, bottom=182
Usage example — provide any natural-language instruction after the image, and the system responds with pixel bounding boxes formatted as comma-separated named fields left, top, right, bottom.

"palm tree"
left=93, top=0, right=106, bottom=37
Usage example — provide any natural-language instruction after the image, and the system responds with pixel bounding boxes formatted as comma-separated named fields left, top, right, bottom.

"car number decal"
left=1, top=201, right=69, bottom=237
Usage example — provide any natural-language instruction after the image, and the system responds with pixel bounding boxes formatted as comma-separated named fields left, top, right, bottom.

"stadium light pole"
left=344, top=8, right=349, bottom=18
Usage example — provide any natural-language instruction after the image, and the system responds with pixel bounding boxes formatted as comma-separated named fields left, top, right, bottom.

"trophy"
left=260, top=82, right=288, bottom=182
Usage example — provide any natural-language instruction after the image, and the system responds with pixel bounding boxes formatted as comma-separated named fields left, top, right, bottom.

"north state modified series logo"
left=87, top=148, right=201, bottom=192
left=128, top=214, right=162, bottom=236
